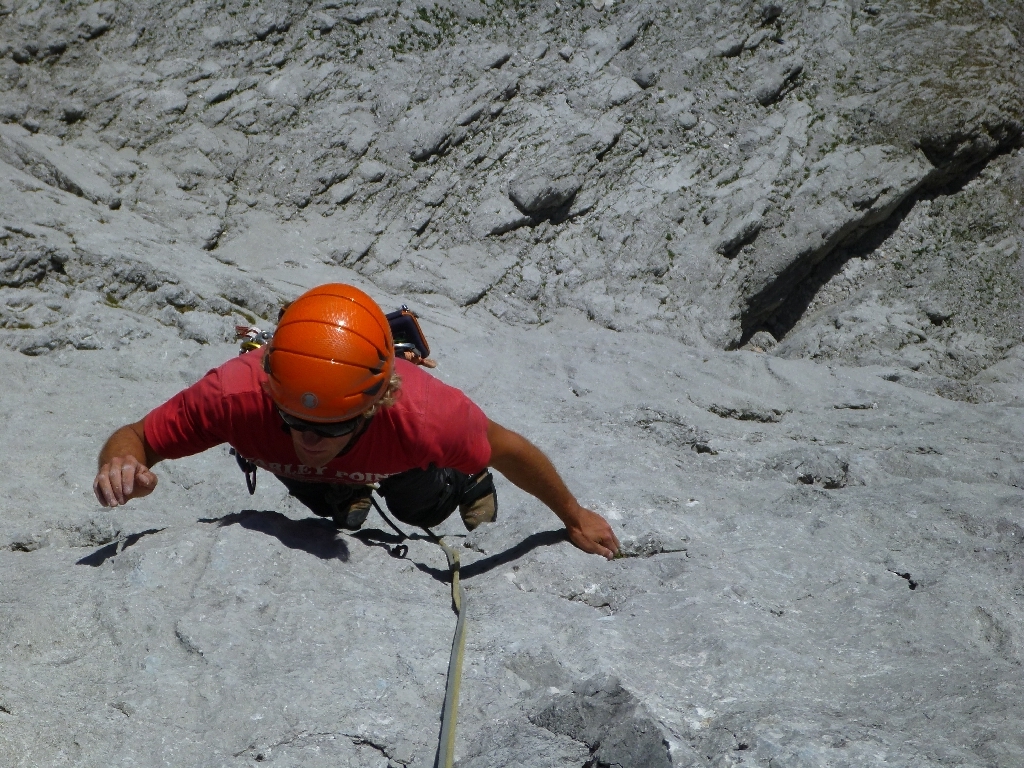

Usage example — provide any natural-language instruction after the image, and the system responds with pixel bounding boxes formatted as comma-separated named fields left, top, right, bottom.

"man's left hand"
left=564, top=505, right=620, bottom=560
left=487, top=420, right=621, bottom=560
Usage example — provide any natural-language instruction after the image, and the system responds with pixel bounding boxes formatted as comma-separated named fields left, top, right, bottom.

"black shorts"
left=275, top=465, right=478, bottom=529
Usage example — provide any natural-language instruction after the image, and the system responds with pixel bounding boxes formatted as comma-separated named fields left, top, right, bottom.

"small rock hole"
left=890, top=570, right=919, bottom=590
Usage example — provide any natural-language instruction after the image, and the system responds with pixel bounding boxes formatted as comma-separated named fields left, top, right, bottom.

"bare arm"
left=93, top=419, right=163, bottom=507
left=486, top=419, right=620, bottom=559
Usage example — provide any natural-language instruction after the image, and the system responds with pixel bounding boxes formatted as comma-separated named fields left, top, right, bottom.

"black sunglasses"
left=277, top=409, right=363, bottom=438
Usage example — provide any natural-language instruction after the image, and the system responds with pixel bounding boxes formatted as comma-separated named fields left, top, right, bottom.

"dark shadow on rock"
left=351, top=527, right=451, bottom=583
left=531, top=675, right=673, bottom=768
left=76, top=528, right=165, bottom=567
left=351, top=527, right=434, bottom=549
left=348, top=527, right=567, bottom=583
left=741, top=141, right=1022, bottom=348
left=199, top=510, right=349, bottom=561
left=460, top=530, right=567, bottom=579
left=546, top=198, right=582, bottom=226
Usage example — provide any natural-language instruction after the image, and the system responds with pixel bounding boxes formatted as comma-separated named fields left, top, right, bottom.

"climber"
left=92, top=283, right=620, bottom=559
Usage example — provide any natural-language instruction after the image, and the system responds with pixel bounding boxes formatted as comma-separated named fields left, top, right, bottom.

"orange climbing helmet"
left=263, top=283, right=394, bottom=423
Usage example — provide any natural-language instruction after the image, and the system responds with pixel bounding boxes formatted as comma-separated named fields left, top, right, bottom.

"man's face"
left=289, top=428, right=356, bottom=468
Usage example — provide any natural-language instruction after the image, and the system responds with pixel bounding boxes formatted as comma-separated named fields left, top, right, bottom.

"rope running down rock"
left=369, top=496, right=467, bottom=768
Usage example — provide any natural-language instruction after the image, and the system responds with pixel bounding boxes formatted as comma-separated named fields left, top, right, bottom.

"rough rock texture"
left=2, top=0, right=1023, bottom=766
left=0, top=0, right=1020, bottom=375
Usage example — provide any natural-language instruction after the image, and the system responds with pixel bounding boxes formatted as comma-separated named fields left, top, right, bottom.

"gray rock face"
left=509, top=173, right=582, bottom=214
left=340, top=6, right=380, bottom=24
left=3, top=318, right=1023, bottom=768
left=532, top=676, right=673, bottom=768
left=631, top=66, right=658, bottom=89
left=203, top=78, right=240, bottom=105
left=0, top=124, right=122, bottom=209
left=713, top=35, right=745, bottom=59
left=770, top=447, right=851, bottom=489
left=752, top=57, right=803, bottom=106
left=471, top=195, right=532, bottom=238
left=2, top=0, right=1024, bottom=765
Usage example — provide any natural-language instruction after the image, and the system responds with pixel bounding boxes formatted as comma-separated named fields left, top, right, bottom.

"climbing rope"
left=369, top=497, right=467, bottom=768
left=431, top=535, right=466, bottom=768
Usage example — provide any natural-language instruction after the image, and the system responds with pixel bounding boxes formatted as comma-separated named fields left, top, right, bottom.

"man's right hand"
left=94, top=455, right=158, bottom=507
left=94, top=420, right=163, bottom=508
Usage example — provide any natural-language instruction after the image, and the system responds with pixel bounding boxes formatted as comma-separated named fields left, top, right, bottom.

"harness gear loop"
left=229, top=448, right=258, bottom=495
left=368, top=496, right=467, bottom=768
left=370, top=496, right=410, bottom=546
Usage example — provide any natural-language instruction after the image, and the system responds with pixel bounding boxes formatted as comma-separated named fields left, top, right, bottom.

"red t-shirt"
left=144, top=351, right=491, bottom=483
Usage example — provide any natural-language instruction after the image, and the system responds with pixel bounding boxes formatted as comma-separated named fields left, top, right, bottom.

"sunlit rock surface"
left=2, top=1, right=1023, bottom=765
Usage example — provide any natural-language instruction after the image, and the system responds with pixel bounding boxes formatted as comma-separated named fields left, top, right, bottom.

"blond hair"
left=364, top=372, right=402, bottom=417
